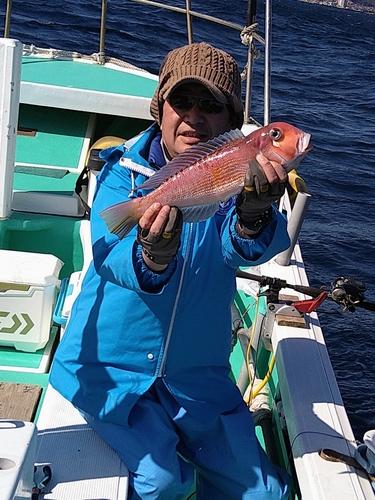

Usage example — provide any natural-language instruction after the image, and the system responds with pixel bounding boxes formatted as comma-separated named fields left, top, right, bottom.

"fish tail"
left=99, top=198, right=143, bottom=239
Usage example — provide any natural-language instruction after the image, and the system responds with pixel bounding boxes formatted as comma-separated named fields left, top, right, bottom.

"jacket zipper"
left=157, top=223, right=193, bottom=377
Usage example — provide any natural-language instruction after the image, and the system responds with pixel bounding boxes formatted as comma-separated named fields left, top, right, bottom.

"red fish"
left=100, top=122, right=312, bottom=239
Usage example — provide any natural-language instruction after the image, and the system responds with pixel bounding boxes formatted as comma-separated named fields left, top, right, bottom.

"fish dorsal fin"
left=137, top=129, right=244, bottom=191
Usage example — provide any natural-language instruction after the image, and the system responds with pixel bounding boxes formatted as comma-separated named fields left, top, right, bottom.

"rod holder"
left=276, top=191, right=311, bottom=267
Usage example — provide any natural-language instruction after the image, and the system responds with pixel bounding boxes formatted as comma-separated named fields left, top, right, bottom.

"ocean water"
left=1, top=0, right=374, bottom=441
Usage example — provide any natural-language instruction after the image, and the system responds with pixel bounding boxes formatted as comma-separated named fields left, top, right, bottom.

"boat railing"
left=3, top=0, right=272, bottom=126
left=127, top=0, right=271, bottom=126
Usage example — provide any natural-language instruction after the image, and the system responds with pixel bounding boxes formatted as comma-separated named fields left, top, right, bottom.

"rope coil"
left=240, top=23, right=265, bottom=46
left=240, top=23, right=262, bottom=80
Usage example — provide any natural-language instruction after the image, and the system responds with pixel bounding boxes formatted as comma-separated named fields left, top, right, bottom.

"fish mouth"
left=283, top=133, right=312, bottom=172
left=299, top=133, right=312, bottom=153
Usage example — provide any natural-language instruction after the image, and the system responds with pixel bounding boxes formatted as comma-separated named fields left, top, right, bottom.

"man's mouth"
left=180, top=131, right=205, bottom=141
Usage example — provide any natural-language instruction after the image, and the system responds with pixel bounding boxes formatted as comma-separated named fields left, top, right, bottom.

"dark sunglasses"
left=168, top=94, right=227, bottom=114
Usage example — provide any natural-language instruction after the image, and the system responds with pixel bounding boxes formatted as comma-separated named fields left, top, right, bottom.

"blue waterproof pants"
left=82, top=379, right=290, bottom=500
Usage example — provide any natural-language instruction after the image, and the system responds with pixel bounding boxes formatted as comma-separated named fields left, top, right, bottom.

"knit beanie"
left=150, top=42, right=244, bottom=129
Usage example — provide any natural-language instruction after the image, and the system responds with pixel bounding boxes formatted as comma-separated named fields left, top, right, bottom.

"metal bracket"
left=261, top=302, right=303, bottom=350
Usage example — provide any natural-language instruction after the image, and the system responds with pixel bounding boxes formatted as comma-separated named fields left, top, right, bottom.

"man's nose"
left=184, top=102, right=204, bottom=123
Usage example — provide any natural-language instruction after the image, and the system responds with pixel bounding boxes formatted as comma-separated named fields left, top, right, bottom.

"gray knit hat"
left=150, top=42, right=244, bottom=129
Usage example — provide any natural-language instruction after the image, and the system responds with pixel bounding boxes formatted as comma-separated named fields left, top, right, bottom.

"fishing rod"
left=236, top=270, right=375, bottom=313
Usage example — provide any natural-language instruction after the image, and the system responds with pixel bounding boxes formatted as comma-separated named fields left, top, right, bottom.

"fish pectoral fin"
left=181, top=203, right=220, bottom=223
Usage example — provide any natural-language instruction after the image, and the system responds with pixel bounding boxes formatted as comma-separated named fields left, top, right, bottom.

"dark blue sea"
left=1, top=0, right=374, bottom=441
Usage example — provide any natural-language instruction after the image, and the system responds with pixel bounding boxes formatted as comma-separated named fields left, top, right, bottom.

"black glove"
left=235, top=159, right=287, bottom=237
left=137, top=207, right=183, bottom=266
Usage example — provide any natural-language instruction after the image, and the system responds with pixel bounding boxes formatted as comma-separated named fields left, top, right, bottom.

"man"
left=50, top=42, right=290, bottom=499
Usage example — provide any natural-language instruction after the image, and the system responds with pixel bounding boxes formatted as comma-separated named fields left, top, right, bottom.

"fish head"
left=254, top=121, right=312, bottom=172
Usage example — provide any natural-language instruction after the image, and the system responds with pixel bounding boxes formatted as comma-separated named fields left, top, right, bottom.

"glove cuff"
left=142, top=248, right=174, bottom=267
left=236, top=207, right=274, bottom=238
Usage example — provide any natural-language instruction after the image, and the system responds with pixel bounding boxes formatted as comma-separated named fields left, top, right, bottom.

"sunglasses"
left=168, top=94, right=227, bottom=114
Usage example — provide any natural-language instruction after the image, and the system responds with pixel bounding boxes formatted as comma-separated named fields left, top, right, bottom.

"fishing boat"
left=1, top=1, right=375, bottom=499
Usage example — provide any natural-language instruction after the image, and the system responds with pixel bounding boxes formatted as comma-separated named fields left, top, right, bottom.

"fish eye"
left=269, top=128, right=283, bottom=141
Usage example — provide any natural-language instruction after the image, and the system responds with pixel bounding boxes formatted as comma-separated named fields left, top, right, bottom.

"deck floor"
left=0, top=382, right=41, bottom=421
left=36, top=385, right=129, bottom=499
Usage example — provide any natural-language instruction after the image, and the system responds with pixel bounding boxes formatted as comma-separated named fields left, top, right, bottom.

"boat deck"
left=1, top=37, right=374, bottom=500
left=36, top=385, right=130, bottom=500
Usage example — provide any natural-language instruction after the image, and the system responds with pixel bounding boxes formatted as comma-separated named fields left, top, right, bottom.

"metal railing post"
left=185, top=0, right=193, bottom=44
left=99, top=0, right=107, bottom=64
left=4, top=0, right=13, bottom=37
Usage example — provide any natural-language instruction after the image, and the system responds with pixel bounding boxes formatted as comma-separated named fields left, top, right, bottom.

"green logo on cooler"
left=0, top=311, right=34, bottom=335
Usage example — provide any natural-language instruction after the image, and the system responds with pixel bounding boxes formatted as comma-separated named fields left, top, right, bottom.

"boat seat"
left=35, top=384, right=129, bottom=499
left=82, top=135, right=126, bottom=209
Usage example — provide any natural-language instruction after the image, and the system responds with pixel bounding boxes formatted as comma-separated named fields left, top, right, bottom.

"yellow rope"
left=241, top=293, right=276, bottom=405
left=249, top=354, right=275, bottom=401
left=244, top=297, right=259, bottom=406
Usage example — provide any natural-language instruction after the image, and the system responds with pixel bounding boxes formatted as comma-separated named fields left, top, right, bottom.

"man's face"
left=160, top=83, right=234, bottom=159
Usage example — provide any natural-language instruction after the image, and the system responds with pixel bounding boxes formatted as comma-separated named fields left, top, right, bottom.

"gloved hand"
left=137, top=206, right=183, bottom=267
left=235, top=159, right=287, bottom=237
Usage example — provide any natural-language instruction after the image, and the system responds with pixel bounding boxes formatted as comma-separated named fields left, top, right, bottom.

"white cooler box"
left=0, top=250, right=63, bottom=352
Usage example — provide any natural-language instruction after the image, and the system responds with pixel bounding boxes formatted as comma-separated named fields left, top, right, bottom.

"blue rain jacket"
left=50, top=123, right=290, bottom=427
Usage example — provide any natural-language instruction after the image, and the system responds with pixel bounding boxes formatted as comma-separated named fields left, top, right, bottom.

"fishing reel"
left=330, top=277, right=367, bottom=312
left=236, top=270, right=375, bottom=313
